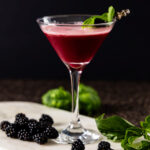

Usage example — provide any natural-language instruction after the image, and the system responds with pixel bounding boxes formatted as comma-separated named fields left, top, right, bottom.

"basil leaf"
left=121, top=127, right=148, bottom=150
left=140, top=115, right=150, bottom=128
left=92, top=13, right=108, bottom=22
left=144, top=128, right=150, bottom=140
left=122, top=138, right=150, bottom=150
left=95, top=114, right=134, bottom=141
left=140, top=115, right=150, bottom=140
left=140, top=141, right=150, bottom=150
left=107, top=6, right=115, bottom=22
left=82, top=16, right=96, bottom=28
left=82, top=17, right=95, bottom=26
left=131, top=140, right=150, bottom=150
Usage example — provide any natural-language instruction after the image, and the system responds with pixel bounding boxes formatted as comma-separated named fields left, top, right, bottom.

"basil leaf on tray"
left=95, top=114, right=134, bottom=141
left=121, top=127, right=149, bottom=150
left=95, top=114, right=150, bottom=150
left=140, top=115, right=150, bottom=140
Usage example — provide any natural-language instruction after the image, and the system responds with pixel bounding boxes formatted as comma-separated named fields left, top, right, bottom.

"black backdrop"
left=0, top=0, right=149, bottom=80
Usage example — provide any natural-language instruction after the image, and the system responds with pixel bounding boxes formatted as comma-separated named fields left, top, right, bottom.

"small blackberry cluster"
left=98, top=141, right=113, bottom=150
left=72, top=139, right=85, bottom=150
left=0, top=113, right=58, bottom=144
left=71, top=140, right=113, bottom=150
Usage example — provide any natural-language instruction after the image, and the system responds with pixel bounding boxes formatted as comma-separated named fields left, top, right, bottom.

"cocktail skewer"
left=116, top=9, right=130, bottom=20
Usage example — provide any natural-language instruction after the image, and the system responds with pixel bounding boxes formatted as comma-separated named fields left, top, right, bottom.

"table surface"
left=0, top=79, right=150, bottom=125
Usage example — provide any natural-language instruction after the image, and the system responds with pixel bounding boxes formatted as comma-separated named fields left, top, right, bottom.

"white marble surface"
left=0, top=101, right=122, bottom=150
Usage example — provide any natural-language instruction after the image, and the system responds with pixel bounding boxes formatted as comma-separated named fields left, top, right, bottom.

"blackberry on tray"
left=72, top=139, right=85, bottom=150
left=18, top=129, right=32, bottom=141
left=28, top=119, right=40, bottom=135
left=0, top=121, right=11, bottom=131
left=0, top=113, right=57, bottom=145
left=33, top=133, right=48, bottom=144
left=98, top=141, right=112, bottom=150
left=39, top=114, right=54, bottom=127
left=15, top=113, right=29, bottom=126
left=43, top=126, right=58, bottom=139
left=5, top=124, right=18, bottom=138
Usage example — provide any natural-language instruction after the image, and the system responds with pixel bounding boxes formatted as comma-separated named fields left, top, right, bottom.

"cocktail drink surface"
left=41, top=25, right=112, bottom=69
left=37, top=15, right=115, bottom=144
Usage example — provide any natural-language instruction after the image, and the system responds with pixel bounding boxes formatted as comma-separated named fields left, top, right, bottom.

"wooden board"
left=0, top=101, right=122, bottom=150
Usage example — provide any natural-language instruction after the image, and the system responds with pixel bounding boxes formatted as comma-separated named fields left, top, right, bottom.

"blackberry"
left=5, top=124, right=18, bottom=138
left=33, top=133, right=48, bottom=144
left=72, top=139, right=85, bottom=150
left=39, top=121, right=51, bottom=129
left=15, top=113, right=29, bottom=126
left=18, top=129, right=31, bottom=141
left=28, top=119, right=40, bottom=135
left=98, top=141, right=111, bottom=150
left=43, top=126, right=58, bottom=139
left=0, top=121, right=11, bottom=131
left=39, top=114, right=53, bottom=127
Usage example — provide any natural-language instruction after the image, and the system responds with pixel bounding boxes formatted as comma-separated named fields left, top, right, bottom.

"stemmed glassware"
left=37, top=15, right=115, bottom=144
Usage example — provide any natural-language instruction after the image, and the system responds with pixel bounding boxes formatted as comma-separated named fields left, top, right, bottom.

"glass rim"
left=36, top=14, right=116, bottom=27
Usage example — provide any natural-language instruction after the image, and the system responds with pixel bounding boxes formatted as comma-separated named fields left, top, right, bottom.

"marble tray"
left=0, top=101, right=122, bottom=150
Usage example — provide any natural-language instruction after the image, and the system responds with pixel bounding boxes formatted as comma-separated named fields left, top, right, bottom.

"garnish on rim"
left=82, top=6, right=115, bottom=28
left=116, top=9, right=130, bottom=20
left=82, top=6, right=130, bottom=28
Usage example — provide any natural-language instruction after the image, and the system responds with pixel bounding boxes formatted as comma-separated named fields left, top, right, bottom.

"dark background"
left=0, top=0, right=149, bottom=80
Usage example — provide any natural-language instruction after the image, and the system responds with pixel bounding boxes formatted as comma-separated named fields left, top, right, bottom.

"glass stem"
left=69, top=69, right=82, bottom=123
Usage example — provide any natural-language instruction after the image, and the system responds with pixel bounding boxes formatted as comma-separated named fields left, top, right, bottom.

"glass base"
left=54, top=121, right=101, bottom=144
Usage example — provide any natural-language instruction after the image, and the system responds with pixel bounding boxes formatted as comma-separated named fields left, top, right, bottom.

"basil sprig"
left=82, top=6, right=115, bottom=27
left=96, top=114, right=134, bottom=142
left=96, top=114, right=150, bottom=150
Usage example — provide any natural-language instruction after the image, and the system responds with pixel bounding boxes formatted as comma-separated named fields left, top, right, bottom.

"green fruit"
left=42, top=84, right=101, bottom=116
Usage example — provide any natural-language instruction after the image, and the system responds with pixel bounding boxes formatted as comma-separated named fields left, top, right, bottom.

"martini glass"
left=37, top=15, right=116, bottom=144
